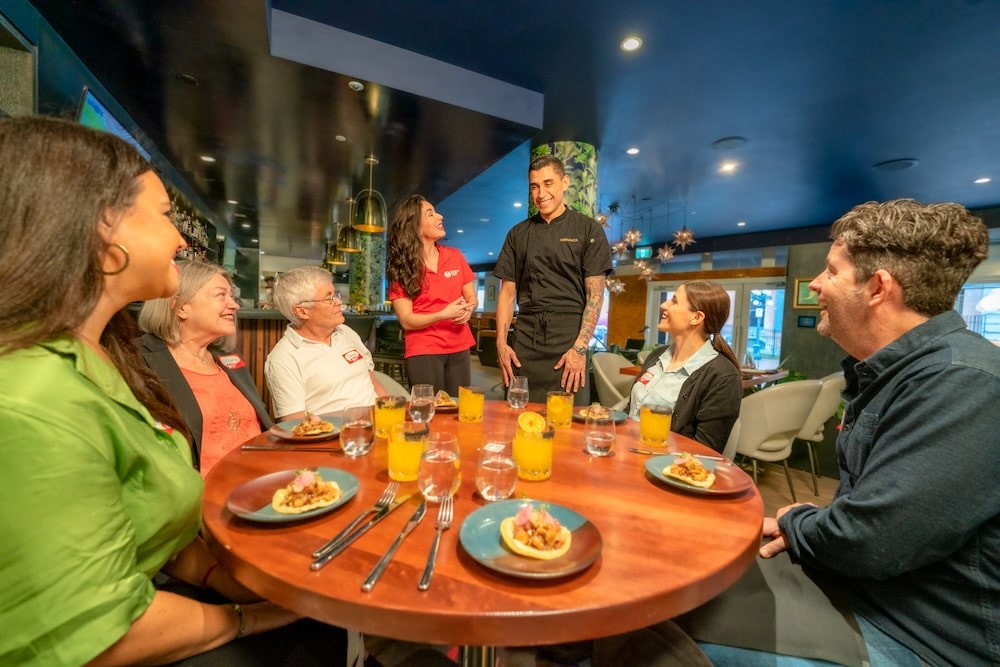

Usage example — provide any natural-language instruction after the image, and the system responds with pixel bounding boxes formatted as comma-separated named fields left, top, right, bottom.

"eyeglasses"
left=298, top=291, right=342, bottom=307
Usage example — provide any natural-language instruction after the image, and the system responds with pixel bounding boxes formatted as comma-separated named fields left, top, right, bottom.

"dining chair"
left=734, top=379, right=823, bottom=502
left=591, top=352, right=635, bottom=407
left=795, top=371, right=846, bottom=494
left=373, top=370, right=409, bottom=397
left=722, top=419, right=740, bottom=461
left=636, top=349, right=651, bottom=365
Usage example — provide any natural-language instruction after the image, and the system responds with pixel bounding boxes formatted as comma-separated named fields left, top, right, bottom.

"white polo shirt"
left=265, top=324, right=377, bottom=418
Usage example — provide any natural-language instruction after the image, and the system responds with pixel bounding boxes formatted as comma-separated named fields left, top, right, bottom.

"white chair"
left=636, top=350, right=651, bottom=365
left=734, top=379, right=823, bottom=502
left=795, top=371, right=846, bottom=495
left=722, top=419, right=740, bottom=461
left=591, top=352, right=635, bottom=407
left=373, top=370, right=408, bottom=397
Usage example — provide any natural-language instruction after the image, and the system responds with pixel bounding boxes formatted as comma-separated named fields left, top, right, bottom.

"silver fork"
left=417, top=496, right=453, bottom=590
left=312, top=481, right=399, bottom=558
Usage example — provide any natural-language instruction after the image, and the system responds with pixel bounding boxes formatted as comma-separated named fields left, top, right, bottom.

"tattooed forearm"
left=576, top=275, right=606, bottom=345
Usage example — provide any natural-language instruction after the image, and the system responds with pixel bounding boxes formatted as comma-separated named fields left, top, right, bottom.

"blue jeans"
left=697, top=613, right=925, bottom=667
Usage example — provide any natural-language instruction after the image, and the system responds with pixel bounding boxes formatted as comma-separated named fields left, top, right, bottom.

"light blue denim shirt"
left=628, top=339, right=718, bottom=419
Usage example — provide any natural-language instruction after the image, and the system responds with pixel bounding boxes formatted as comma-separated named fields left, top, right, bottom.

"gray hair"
left=138, top=260, right=236, bottom=349
left=272, top=266, right=333, bottom=327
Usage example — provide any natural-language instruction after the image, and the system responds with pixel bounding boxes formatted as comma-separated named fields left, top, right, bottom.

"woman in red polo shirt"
left=387, top=194, right=477, bottom=396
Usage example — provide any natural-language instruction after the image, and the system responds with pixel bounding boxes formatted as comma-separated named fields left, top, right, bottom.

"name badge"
left=153, top=420, right=174, bottom=434
left=638, top=371, right=655, bottom=386
left=218, top=354, right=246, bottom=369
left=343, top=349, right=364, bottom=364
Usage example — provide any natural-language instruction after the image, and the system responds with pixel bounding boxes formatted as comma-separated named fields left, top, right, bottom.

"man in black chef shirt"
left=493, top=155, right=612, bottom=404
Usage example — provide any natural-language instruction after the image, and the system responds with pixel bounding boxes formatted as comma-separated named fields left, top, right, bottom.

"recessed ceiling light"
left=456, top=229, right=464, bottom=234
left=240, top=222, right=251, bottom=229
left=719, top=161, right=738, bottom=173
left=480, top=218, right=490, bottom=222
left=335, top=135, right=347, bottom=142
left=620, top=36, right=643, bottom=52
left=227, top=199, right=238, bottom=205
left=488, top=251, right=494, bottom=256
left=626, top=147, right=640, bottom=155
left=200, top=155, right=216, bottom=163
left=513, top=202, right=522, bottom=208
left=974, top=177, right=991, bottom=184
left=251, top=238, right=258, bottom=243
left=737, top=221, right=747, bottom=227
left=347, top=80, right=365, bottom=92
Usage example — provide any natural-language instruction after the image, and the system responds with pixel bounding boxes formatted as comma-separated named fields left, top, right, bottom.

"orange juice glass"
left=546, top=390, right=573, bottom=429
left=458, top=385, right=485, bottom=423
left=388, top=422, right=428, bottom=481
left=513, top=425, right=555, bottom=481
left=374, top=395, right=406, bottom=439
left=639, top=402, right=673, bottom=446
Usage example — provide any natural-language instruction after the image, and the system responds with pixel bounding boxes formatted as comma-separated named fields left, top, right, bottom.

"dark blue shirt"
left=779, top=311, right=1000, bottom=665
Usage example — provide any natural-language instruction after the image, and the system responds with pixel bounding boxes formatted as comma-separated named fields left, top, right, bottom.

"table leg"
left=458, top=645, right=495, bottom=667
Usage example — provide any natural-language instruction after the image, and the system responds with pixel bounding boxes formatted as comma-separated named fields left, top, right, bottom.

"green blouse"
left=0, top=337, right=203, bottom=666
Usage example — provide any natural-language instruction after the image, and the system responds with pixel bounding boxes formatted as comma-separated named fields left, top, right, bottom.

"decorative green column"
left=348, top=231, right=386, bottom=310
left=530, top=141, right=598, bottom=216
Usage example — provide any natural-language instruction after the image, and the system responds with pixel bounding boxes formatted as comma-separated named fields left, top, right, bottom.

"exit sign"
left=634, top=246, right=652, bottom=259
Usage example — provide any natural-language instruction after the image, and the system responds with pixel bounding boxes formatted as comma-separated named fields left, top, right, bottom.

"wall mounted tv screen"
left=77, top=86, right=151, bottom=161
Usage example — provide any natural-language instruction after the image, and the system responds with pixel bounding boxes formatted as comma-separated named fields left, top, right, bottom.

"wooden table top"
left=202, top=401, right=763, bottom=647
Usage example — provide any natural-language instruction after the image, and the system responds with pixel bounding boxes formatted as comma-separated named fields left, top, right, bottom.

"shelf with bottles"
left=170, top=196, right=217, bottom=263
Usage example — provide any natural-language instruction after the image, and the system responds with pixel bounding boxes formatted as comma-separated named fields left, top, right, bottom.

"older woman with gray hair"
left=266, top=266, right=385, bottom=420
left=138, top=260, right=272, bottom=475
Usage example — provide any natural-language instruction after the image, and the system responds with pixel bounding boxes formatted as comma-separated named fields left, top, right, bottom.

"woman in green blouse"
left=0, top=117, right=351, bottom=665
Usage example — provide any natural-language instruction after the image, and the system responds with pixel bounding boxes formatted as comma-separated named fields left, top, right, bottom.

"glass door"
left=644, top=278, right=786, bottom=369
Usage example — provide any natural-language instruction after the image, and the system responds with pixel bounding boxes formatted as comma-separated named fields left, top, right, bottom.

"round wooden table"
left=202, top=400, right=763, bottom=664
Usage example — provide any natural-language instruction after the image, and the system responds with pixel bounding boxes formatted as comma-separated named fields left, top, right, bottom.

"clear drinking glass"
left=458, top=385, right=485, bottom=423
left=418, top=432, right=461, bottom=502
left=546, top=390, right=573, bottom=429
left=374, top=395, right=406, bottom=439
left=409, top=384, right=436, bottom=423
left=507, top=376, right=529, bottom=409
left=388, top=422, right=428, bottom=481
left=513, top=424, right=555, bottom=481
left=340, top=405, right=374, bottom=457
left=639, top=400, right=673, bottom=447
left=584, top=403, right=616, bottom=457
left=475, top=432, right=517, bottom=501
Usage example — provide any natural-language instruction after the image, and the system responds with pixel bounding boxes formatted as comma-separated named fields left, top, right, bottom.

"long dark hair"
left=0, top=116, right=191, bottom=441
left=386, top=194, right=429, bottom=299
left=684, top=280, right=741, bottom=370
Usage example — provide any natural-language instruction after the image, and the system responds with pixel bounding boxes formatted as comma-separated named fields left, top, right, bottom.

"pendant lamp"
left=326, top=241, right=348, bottom=266
left=351, top=155, right=387, bottom=232
left=337, top=224, right=362, bottom=252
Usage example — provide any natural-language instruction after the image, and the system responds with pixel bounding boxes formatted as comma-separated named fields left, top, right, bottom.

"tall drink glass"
left=418, top=432, right=461, bottom=502
left=388, top=422, right=428, bottom=482
left=475, top=432, right=517, bottom=501
left=639, top=400, right=673, bottom=447
left=374, top=395, right=406, bottom=439
left=546, top=390, right=573, bottom=429
left=507, top=376, right=529, bottom=409
left=409, top=384, right=436, bottom=423
left=340, top=405, right=374, bottom=457
left=458, top=385, right=485, bottom=423
left=513, top=424, right=555, bottom=481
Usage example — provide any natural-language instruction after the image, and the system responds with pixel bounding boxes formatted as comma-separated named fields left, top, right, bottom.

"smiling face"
left=809, top=240, right=869, bottom=356
left=178, top=272, right=239, bottom=340
left=658, top=285, right=701, bottom=336
left=419, top=199, right=445, bottom=242
left=528, top=165, right=570, bottom=221
left=296, top=280, right=344, bottom=339
left=107, top=171, right=186, bottom=300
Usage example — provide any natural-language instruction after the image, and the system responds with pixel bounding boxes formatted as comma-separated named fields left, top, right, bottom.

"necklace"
left=172, top=345, right=217, bottom=369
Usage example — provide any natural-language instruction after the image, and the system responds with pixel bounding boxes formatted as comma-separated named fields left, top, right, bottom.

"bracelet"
left=231, top=603, right=247, bottom=638
left=200, top=563, right=219, bottom=588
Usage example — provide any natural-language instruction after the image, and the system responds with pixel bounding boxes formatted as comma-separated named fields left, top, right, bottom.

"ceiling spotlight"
left=227, top=199, right=238, bottom=205
left=200, top=155, right=216, bottom=163
left=513, top=202, right=522, bottom=208
left=480, top=217, right=490, bottom=222
left=737, top=221, right=747, bottom=227
left=240, top=222, right=251, bottom=229
left=626, top=147, right=640, bottom=155
left=335, top=135, right=347, bottom=142
left=348, top=80, right=365, bottom=92
left=974, top=177, right=991, bottom=184
left=719, top=161, right=738, bottom=173
left=488, top=251, right=494, bottom=256
left=251, top=238, right=258, bottom=243
left=456, top=229, right=464, bottom=234
left=620, top=36, right=643, bottom=52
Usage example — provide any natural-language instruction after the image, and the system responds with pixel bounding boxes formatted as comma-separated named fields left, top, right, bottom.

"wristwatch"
left=572, top=344, right=588, bottom=355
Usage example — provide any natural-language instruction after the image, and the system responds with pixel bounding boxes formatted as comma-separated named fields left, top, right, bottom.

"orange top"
left=181, top=366, right=261, bottom=476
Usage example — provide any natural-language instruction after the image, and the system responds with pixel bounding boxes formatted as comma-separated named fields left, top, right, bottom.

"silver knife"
left=310, top=494, right=414, bottom=571
left=242, top=445, right=341, bottom=453
left=360, top=500, right=427, bottom=592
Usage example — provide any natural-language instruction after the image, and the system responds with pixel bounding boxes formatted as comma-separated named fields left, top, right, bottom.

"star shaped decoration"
left=633, top=259, right=648, bottom=272
left=639, top=266, right=656, bottom=281
left=595, top=211, right=609, bottom=227
left=625, top=228, right=642, bottom=247
left=611, top=240, right=630, bottom=258
left=672, top=226, right=696, bottom=251
left=606, top=277, right=626, bottom=295
left=657, top=244, right=675, bottom=262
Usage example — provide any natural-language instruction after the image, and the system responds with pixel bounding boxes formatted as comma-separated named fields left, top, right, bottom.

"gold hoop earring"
left=102, top=243, right=131, bottom=276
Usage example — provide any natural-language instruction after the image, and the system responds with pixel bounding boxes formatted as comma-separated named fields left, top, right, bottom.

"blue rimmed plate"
left=268, top=414, right=341, bottom=442
left=459, top=499, right=602, bottom=579
left=645, top=454, right=753, bottom=497
left=226, top=467, right=358, bottom=522
left=572, top=407, right=628, bottom=424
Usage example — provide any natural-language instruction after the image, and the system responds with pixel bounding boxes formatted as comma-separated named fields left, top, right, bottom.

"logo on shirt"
left=638, top=371, right=655, bottom=385
left=559, top=237, right=579, bottom=243
left=218, top=354, right=246, bottom=369
left=444, top=269, right=461, bottom=278
left=153, top=420, right=174, bottom=434
left=343, top=348, right=364, bottom=364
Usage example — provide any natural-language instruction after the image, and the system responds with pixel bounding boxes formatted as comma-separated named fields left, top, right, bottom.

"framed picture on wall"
left=487, top=284, right=496, bottom=301
left=794, top=278, right=821, bottom=308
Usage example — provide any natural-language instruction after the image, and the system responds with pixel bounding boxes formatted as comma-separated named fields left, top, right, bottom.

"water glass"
left=418, top=432, right=461, bottom=502
left=340, top=405, right=374, bottom=457
left=639, top=400, right=673, bottom=447
left=475, top=433, right=517, bottom=501
left=374, top=395, right=406, bottom=439
left=458, top=385, right=485, bottom=423
left=546, top=390, right=573, bottom=429
left=513, top=424, right=555, bottom=481
left=388, top=422, right=428, bottom=482
left=584, top=404, right=616, bottom=457
left=507, top=376, right=529, bottom=409
left=409, top=384, right=436, bottom=423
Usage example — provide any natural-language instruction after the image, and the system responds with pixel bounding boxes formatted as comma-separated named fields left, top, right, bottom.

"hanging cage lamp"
left=337, top=224, right=362, bottom=252
left=351, top=155, right=387, bottom=232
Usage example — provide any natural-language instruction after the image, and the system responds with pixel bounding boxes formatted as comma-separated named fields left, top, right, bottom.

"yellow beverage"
left=388, top=422, right=428, bottom=481
left=458, top=385, right=485, bottom=423
left=639, top=403, right=673, bottom=446
left=374, top=395, right=406, bottom=439
left=546, top=391, right=573, bottom=429
left=513, top=424, right=554, bottom=481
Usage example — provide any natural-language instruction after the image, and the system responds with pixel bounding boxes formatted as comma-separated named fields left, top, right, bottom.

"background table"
left=202, top=400, right=763, bottom=652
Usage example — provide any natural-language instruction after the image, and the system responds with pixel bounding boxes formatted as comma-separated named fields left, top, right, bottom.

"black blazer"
left=137, top=333, right=273, bottom=467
